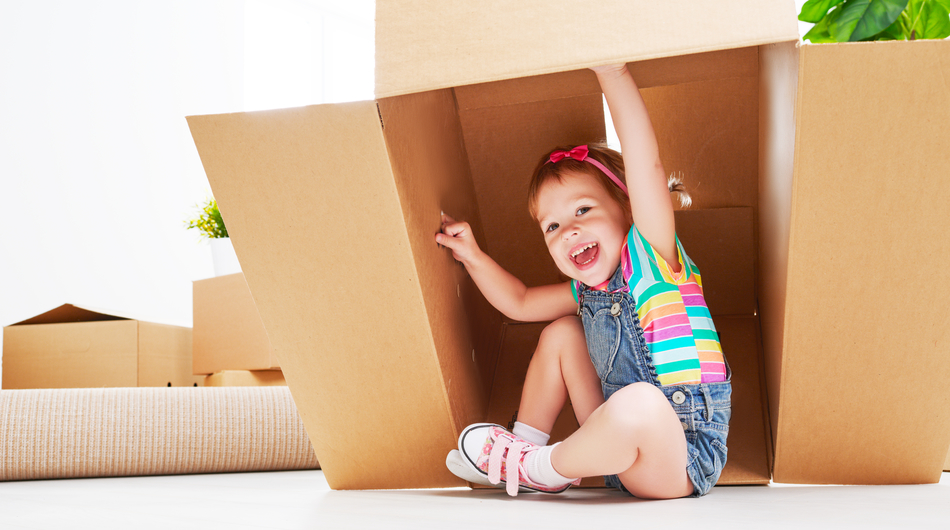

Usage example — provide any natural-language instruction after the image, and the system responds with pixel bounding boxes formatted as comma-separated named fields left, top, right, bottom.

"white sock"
left=512, top=421, right=550, bottom=446
left=524, top=443, right=574, bottom=487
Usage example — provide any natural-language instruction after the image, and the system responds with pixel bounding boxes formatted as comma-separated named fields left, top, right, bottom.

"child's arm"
left=593, top=64, right=679, bottom=270
left=436, top=214, right=577, bottom=322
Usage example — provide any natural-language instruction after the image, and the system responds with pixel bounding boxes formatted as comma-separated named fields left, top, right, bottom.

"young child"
left=435, top=64, right=730, bottom=499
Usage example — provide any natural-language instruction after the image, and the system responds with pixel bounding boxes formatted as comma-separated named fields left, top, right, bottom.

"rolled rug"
left=0, top=386, right=319, bottom=481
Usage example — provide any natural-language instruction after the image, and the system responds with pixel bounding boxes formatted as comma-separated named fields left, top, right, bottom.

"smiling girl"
left=436, top=64, right=730, bottom=499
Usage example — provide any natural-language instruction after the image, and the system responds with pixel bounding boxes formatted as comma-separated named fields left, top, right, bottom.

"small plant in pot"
left=186, top=198, right=241, bottom=276
left=799, top=0, right=950, bottom=42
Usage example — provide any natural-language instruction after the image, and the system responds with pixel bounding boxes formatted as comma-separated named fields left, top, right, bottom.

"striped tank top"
left=571, top=225, right=726, bottom=386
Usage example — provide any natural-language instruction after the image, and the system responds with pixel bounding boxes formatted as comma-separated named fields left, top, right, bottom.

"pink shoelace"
left=486, top=435, right=538, bottom=496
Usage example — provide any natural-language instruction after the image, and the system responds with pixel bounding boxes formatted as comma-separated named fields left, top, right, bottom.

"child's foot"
left=455, top=423, right=580, bottom=497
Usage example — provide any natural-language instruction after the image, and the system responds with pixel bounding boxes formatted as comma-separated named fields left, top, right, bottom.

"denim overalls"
left=577, top=266, right=732, bottom=497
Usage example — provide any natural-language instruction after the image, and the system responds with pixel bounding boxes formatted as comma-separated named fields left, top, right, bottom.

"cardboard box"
left=193, top=272, right=278, bottom=374
left=3, top=304, right=202, bottom=389
left=204, top=370, right=286, bottom=387
left=187, top=2, right=950, bottom=489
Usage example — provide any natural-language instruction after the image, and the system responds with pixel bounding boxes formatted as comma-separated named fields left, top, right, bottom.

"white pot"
left=209, top=237, right=242, bottom=276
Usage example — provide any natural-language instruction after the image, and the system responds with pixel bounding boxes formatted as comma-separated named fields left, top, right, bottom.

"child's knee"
left=603, top=383, right=669, bottom=426
left=539, top=316, right=584, bottom=345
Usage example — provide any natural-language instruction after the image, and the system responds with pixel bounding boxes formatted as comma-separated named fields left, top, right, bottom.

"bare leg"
left=550, top=382, right=693, bottom=499
left=516, top=316, right=604, bottom=433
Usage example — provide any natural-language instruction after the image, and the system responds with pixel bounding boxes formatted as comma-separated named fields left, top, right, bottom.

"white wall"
left=0, top=1, right=374, bottom=378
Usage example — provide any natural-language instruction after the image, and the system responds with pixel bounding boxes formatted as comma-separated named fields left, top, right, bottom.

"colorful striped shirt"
left=572, top=225, right=726, bottom=386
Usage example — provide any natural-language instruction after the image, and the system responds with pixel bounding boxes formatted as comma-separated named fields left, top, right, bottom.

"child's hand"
left=590, top=64, right=627, bottom=78
left=436, top=214, right=481, bottom=266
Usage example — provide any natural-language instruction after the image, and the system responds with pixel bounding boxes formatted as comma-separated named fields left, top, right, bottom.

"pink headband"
left=547, top=145, right=628, bottom=195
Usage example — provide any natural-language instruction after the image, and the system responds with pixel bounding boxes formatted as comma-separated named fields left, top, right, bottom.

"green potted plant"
left=800, top=0, right=950, bottom=42
left=186, top=198, right=241, bottom=276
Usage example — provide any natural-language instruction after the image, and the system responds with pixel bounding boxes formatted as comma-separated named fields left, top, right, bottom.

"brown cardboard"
left=765, top=40, right=950, bottom=485
left=187, top=3, right=950, bottom=489
left=204, top=370, right=286, bottom=387
left=374, top=0, right=799, bottom=98
left=945, top=447, right=950, bottom=473
left=193, top=273, right=278, bottom=374
left=2, top=304, right=202, bottom=389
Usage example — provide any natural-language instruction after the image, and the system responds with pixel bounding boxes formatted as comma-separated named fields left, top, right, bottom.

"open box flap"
left=187, top=103, right=463, bottom=489
left=375, top=0, right=800, bottom=98
left=774, top=40, right=950, bottom=484
left=10, top=304, right=132, bottom=326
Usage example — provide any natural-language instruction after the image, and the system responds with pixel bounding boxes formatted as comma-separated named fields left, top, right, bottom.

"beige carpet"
left=0, top=386, right=319, bottom=481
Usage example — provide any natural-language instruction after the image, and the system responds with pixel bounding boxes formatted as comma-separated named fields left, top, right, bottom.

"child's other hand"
left=436, top=213, right=481, bottom=266
left=590, top=64, right=627, bottom=78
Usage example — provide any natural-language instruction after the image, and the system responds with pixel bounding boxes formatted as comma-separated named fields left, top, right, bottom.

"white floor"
left=1, top=470, right=948, bottom=529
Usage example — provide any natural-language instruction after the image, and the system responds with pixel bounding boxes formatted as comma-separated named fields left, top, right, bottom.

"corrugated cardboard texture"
left=204, top=370, right=286, bottom=387
left=193, top=273, right=278, bottom=374
left=187, top=104, right=462, bottom=490
left=758, top=40, right=799, bottom=457
left=378, top=91, right=494, bottom=438
left=375, top=0, right=799, bottom=97
left=774, top=40, right=950, bottom=484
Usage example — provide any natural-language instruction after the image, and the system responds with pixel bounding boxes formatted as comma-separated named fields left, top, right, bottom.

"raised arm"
left=436, top=214, right=577, bottom=322
left=593, top=65, right=679, bottom=269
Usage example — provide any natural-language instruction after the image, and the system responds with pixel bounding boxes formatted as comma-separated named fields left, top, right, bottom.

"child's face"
left=535, top=170, right=629, bottom=287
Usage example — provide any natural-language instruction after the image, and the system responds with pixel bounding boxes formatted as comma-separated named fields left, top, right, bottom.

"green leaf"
left=920, top=1, right=950, bottom=38
left=832, top=0, right=910, bottom=41
left=879, top=16, right=905, bottom=38
left=803, top=14, right=838, bottom=41
left=804, top=5, right=845, bottom=41
left=800, top=0, right=847, bottom=22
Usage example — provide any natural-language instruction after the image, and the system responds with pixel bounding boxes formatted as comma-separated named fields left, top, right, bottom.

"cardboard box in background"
left=2, top=304, right=202, bottom=389
left=193, top=273, right=278, bottom=375
left=188, top=1, right=950, bottom=489
left=204, top=370, right=286, bottom=387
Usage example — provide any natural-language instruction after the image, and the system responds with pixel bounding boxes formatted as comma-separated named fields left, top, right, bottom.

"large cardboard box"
left=193, top=272, right=278, bottom=374
left=187, top=2, right=950, bottom=489
left=3, top=304, right=202, bottom=389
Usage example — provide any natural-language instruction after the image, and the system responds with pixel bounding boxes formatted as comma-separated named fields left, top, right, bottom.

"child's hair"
left=527, top=142, right=690, bottom=222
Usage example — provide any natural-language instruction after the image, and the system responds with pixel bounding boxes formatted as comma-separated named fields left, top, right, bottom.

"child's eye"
left=576, top=206, right=590, bottom=216
left=545, top=223, right=559, bottom=233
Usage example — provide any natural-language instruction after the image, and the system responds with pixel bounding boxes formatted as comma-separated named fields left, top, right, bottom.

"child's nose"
left=562, top=223, right=580, bottom=240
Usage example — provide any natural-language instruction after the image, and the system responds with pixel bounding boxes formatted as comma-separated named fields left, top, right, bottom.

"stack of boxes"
left=187, top=0, right=950, bottom=489
left=192, top=272, right=285, bottom=386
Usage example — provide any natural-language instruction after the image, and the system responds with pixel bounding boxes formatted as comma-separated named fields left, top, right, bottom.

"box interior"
left=377, top=45, right=780, bottom=485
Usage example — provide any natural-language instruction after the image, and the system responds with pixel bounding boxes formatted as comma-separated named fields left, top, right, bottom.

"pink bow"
left=548, top=145, right=590, bottom=164
left=545, top=144, right=628, bottom=195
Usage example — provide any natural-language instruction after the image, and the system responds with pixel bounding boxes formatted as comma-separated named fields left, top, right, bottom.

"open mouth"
left=570, top=242, right=599, bottom=266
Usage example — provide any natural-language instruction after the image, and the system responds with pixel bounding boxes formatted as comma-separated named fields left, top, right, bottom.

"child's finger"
left=435, top=232, right=461, bottom=250
left=441, top=213, right=457, bottom=225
